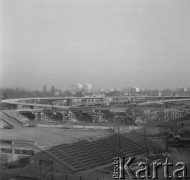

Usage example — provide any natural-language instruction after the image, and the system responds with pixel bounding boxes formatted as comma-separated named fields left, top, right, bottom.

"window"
left=0, top=148, right=12, bottom=153
left=27, top=150, right=34, bottom=156
left=0, top=148, right=6, bottom=153
left=0, top=140, right=12, bottom=145
left=14, top=149, right=22, bottom=154
left=22, top=150, right=34, bottom=156
left=6, top=149, right=12, bottom=153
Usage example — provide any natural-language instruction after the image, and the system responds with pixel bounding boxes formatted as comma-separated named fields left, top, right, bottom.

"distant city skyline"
left=1, top=0, right=190, bottom=90
left=1, top=83, right=190, bottom=93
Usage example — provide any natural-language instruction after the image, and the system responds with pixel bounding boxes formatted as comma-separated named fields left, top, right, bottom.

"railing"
left=0, top=118, right=14, bottom=129
left=2, top=111, right=23, bottom=126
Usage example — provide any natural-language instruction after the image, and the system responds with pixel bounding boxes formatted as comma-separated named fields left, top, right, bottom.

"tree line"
left=0, top=85, right=58, bottom=99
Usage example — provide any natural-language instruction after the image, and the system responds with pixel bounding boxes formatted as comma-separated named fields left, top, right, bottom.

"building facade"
left=70, top=83, right=92, bottom=95
left=83, top=83, right=92, bottom=94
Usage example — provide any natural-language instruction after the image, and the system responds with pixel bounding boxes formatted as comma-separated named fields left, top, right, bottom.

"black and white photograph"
left=0, top=0, right=190, bottom=179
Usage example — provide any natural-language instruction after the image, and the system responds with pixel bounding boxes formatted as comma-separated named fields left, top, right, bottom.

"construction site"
left=0, top=96, right=190, bottom=180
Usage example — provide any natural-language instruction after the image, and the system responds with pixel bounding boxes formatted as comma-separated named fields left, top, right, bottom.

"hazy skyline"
left=1, top=0, right=190, bottom=90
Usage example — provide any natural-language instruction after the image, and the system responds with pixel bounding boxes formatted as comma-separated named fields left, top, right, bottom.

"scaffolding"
left=92, top=107, right=105, bottom=123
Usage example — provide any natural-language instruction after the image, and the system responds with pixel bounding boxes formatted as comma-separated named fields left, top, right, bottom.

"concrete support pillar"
left=130, top=97, right=133, bottom=104
left=67, top=99, right=69, bottom=106
left=101, top=98, right=104, bottom=106
left=67, top=99, right=72, bottom=106
left=12, top=140, right=15, bottom=163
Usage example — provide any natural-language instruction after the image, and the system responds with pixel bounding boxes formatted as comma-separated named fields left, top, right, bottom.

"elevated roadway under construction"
left=138, top=97, right=190, bottom=105
left=2, top=96, right=190, bottom=112
left=1, top=97, right=104, bottom=110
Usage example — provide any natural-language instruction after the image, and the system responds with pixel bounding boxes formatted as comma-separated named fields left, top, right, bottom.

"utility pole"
left=173, top=111, right=175, bottom=134
left=116, top=116, right=121, bottom=157
left=165, top=122, right=168, bottom=153
left=143, top=128, right=149, bottom=158
left=51, top=101, right=54, bottom=122
left=164, top=104, right=168, bottom=153
left=113, top=115, right=116, bottom=133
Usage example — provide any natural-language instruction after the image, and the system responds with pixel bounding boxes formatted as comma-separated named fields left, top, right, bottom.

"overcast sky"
left=1, top=0, right=190, bottom=90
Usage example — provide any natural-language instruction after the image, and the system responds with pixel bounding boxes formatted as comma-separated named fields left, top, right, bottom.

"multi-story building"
left=83, top=83, right=92, bottom=94
left=70, top=83, right=82, bottom=94
left=70, top=84, right=75, bottom=94
left=70, top=83, right=91, bottom=95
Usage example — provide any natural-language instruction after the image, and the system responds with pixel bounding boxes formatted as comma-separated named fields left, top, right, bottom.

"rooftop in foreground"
left=0, top=127, right=112, bottom=147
